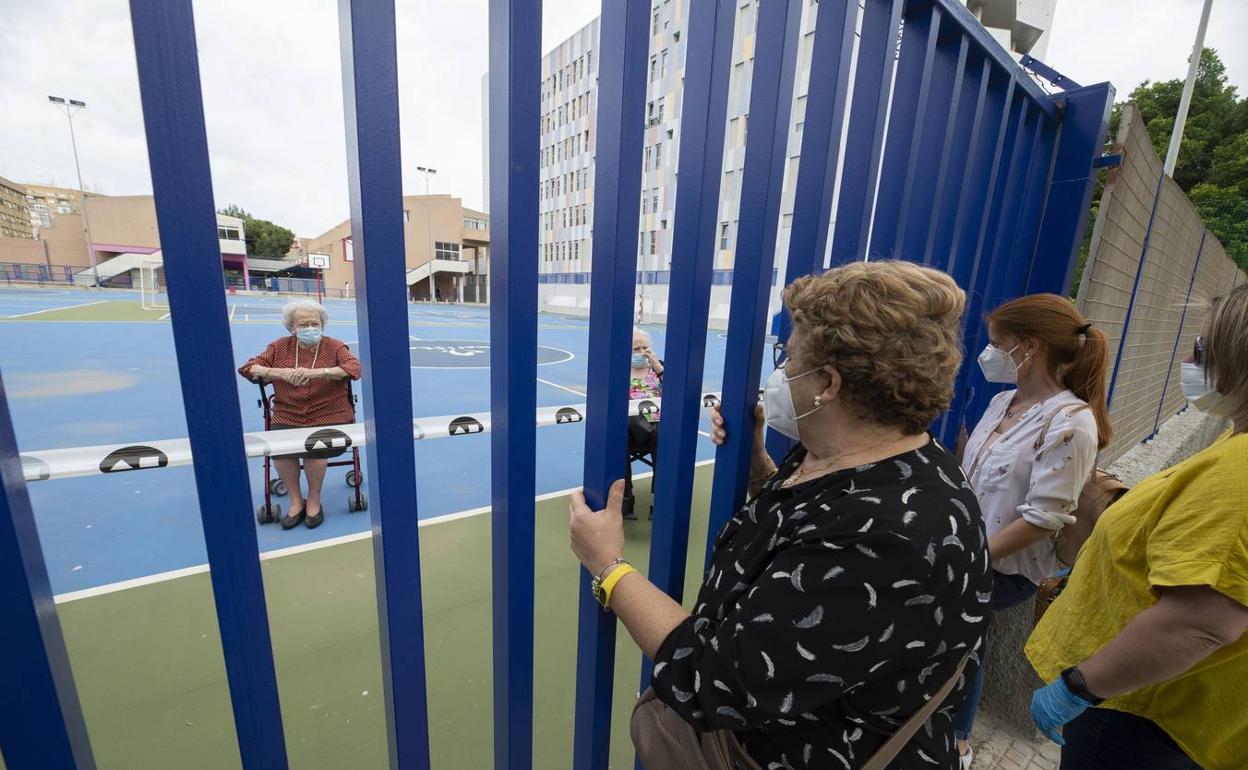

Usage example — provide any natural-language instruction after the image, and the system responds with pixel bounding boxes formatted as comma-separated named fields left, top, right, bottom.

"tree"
left=218, top=204, right=296, bottom=258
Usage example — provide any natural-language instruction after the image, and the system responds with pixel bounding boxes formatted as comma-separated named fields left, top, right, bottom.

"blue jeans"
left=1061, top=708, right=1202, bottom=770
left=952, top=570, right=1037, bottom=741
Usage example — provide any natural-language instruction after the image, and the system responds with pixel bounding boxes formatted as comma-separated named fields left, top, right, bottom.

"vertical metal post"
left=706, top=0, right=803, bottom=559
left=1164, top=0, right=1214, bottom=177
left=571, top=1, right=648, bottom=768
left=0, top=367, right=96, bottom=768
left=129, top=1, right=288, bottom=766
left=641, top=0, right=735, bottom=694
left=339, top=1, right=433, bottom=767
left=487, top=0, right=541, bottom=767
left=828, top=0, right=905, bottom=266
left=1027, top=82, right=1115, bottom=296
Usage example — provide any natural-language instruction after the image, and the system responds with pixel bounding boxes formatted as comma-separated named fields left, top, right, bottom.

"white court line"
left=158, top=312, right=171, bottom=321
left=52, top=460, right=716, bottom=605
left=409, top=334, right=422, bottom=341
left=536, top=377, right=586, bottom=397
left=229, top=305, right=237, bottom=321
left=5, top=299, right=107, bottom=319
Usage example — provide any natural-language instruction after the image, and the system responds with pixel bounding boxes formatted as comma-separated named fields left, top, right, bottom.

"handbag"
left=631, top=653, right=970, bottom=770
left=1030, top=405, right=1129, bottom=570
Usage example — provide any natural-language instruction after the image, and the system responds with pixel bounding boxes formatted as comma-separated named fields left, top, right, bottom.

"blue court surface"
left=0, top=286, right=731, bottom=595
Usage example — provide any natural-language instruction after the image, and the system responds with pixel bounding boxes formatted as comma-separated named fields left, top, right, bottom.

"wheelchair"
left=255, top=380, right=367, bottom=524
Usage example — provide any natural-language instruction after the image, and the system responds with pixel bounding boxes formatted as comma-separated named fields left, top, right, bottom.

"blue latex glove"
left=1031, top=677, right=1092, bottom=745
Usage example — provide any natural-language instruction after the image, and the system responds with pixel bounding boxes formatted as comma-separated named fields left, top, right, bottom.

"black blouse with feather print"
left=650, top=439, right=992, bottom=770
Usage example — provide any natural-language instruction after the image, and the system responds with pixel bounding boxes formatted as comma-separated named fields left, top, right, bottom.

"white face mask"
left=978, top=344, right=1028, bottom=384
left=1180, top=362, right=1238, bottom=417
left=762, top=366, right=823, bottom=441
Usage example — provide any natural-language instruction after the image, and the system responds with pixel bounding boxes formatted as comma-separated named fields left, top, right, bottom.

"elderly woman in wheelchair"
left=625, top=327, right=664, bottom=518
left=239, top=300, right=361, bottom=530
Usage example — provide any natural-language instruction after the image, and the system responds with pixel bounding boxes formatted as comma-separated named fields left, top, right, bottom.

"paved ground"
left=971, top=710, right=1060, bottom=770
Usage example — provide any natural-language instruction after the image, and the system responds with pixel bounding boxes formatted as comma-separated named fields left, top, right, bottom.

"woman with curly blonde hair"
left=569, top=261, right=991, bottom=769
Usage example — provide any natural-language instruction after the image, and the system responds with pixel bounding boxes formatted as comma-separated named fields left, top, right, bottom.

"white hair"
left=282, top=299, right=328, bottom=330
left=633, top=327, right=651, bottom=345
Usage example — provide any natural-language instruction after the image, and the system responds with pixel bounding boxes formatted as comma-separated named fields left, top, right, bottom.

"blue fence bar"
left=641, top=0, right=735, bottom=694
left=338, top=0, right=433, bottom=767
left=1026, top=82, right=1116, bottom=295
left=870, top=0, right=942, bottom=258
left=705, top=0, right=803, bottom=558
left=828, top=0, right=903, bottom=266
left=129, top=1, right=288, bottom=766
left=0, top=366, right=95, bottom=768
left=571, top=0, right=649, bottom=767
left=487, top=0, right=541, bottom=767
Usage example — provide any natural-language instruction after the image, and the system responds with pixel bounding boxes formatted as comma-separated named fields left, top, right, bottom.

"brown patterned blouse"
left=239, top=335, right=361, bottom=427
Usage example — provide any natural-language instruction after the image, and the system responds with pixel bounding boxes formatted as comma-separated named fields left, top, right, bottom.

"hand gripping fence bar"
left=18, top=395, right=723, bottom=484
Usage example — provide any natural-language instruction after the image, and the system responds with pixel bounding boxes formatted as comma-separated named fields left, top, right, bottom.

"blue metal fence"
left=0, top=0, right=1114, bottom=768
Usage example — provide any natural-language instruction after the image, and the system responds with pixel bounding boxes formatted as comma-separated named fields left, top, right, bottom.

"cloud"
left=0, top=0, right=597, bottom=237
left=3, top=0, right=1241, bottom=241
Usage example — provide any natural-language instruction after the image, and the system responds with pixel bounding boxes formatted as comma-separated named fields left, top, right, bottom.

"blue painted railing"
left=0, top=0, right=1114, bottom=768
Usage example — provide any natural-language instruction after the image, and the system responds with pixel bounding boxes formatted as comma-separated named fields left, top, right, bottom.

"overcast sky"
left=1, top=0, right=1244, bottom=237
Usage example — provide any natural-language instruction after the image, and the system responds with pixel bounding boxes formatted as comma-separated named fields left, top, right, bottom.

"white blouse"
left=961, top=389, right=1099, bottom=585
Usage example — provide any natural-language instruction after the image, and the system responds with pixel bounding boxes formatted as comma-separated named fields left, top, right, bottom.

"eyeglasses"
left=773, top=341, right=788, bottom=369
left=1193, top=336, right=1206, bottom=366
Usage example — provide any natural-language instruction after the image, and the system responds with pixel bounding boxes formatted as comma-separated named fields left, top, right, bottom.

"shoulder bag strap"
left=859, top=652, right=972, bottom=770
left=1032, top=403, right=1091, bottom=451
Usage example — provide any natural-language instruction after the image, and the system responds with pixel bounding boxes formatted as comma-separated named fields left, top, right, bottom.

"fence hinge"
left=1093, top=153, right=1123, bottom=169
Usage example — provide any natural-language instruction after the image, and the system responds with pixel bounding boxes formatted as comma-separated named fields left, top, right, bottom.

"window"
left=644, top=145, right=652, bottom=170
left=660, top=49, right=669, bottom=79
left=651, top=189, right=660, bottom=213
left=720, top=222, right=729, bottom=250
left=649, top=55, right=658, bottom=82
left=649, top=230, right=657, bottom=256
left=403, top=210, right=411, bottom=223
left=654, top=142, right=663, bottom=170
left=652, top=7, right=660, bottom=33
left=435, top=242, right=461, bottom=260
left=217, top=226, right=241, bottom=240
left=639, top=230, right=648, bottom=256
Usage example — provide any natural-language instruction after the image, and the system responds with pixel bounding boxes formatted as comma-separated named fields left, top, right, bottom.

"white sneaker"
left=959, top=745, right=974, bottom=770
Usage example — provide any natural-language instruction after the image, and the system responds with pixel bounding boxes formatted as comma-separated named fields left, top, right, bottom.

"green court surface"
left=48, top=468, right=713, bottom=769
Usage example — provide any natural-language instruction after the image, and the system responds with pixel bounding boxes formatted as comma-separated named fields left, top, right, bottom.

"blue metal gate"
left=0, top=0, right=1111, bottom=768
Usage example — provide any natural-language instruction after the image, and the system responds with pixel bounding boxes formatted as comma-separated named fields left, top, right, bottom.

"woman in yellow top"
left=1026, top=284, right=1248, bottom=770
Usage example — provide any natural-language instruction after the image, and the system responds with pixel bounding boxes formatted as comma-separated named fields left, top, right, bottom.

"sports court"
left=0, top=284, right=735, bottom=769
left=1, top=285, right=729, bottom=596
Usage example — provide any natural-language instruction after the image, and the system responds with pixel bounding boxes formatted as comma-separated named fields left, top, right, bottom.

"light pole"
left=417, top=165, right=438, bottom=302
left=1164, top=0, right=1214, bottom=177
left=48, top=96, right=101, bottom=288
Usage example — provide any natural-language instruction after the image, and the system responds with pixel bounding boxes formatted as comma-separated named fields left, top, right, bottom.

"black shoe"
left=305, top=507, right=324, bottom=529
left=280, top=507, right=305, bottom=530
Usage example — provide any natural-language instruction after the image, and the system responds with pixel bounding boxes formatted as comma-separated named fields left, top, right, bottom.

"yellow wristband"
left=599, top=564, right=637, bottom=610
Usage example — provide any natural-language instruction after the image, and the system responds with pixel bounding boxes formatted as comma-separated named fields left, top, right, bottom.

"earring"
left=814, top=395, right=822, bottom=407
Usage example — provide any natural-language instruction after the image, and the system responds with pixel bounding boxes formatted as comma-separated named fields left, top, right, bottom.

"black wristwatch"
left=1060, top=666, right=1104, bottom=705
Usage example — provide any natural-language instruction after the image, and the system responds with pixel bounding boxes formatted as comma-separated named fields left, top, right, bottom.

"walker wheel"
left=348, top=493, right=368, bottom=513
left=345, top=470, right=361, bottom=488
left=269, top=479, right=288, bottom=496
left=257, top=503, right=281, bottom=525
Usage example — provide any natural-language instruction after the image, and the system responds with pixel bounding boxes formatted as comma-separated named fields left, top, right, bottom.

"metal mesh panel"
left=1079, top=104, right=1247, bottom=463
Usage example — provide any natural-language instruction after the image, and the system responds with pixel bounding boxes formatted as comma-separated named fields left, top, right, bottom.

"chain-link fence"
left=1077, top=104, right=1248, bottom=464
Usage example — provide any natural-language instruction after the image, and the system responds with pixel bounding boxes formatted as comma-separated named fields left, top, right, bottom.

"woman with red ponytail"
left=952, top=293, right=1112, bottom=767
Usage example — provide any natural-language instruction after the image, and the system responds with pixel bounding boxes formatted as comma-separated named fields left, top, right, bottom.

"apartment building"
left=483, top=0, right=1055, bottom=324
left=0, top=176, right=33, bottom=240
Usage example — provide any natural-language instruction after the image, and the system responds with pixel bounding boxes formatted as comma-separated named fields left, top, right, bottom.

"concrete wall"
left=0, top=237, right=48, bottom=264
left=85, top=196, right=162, bottom=250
